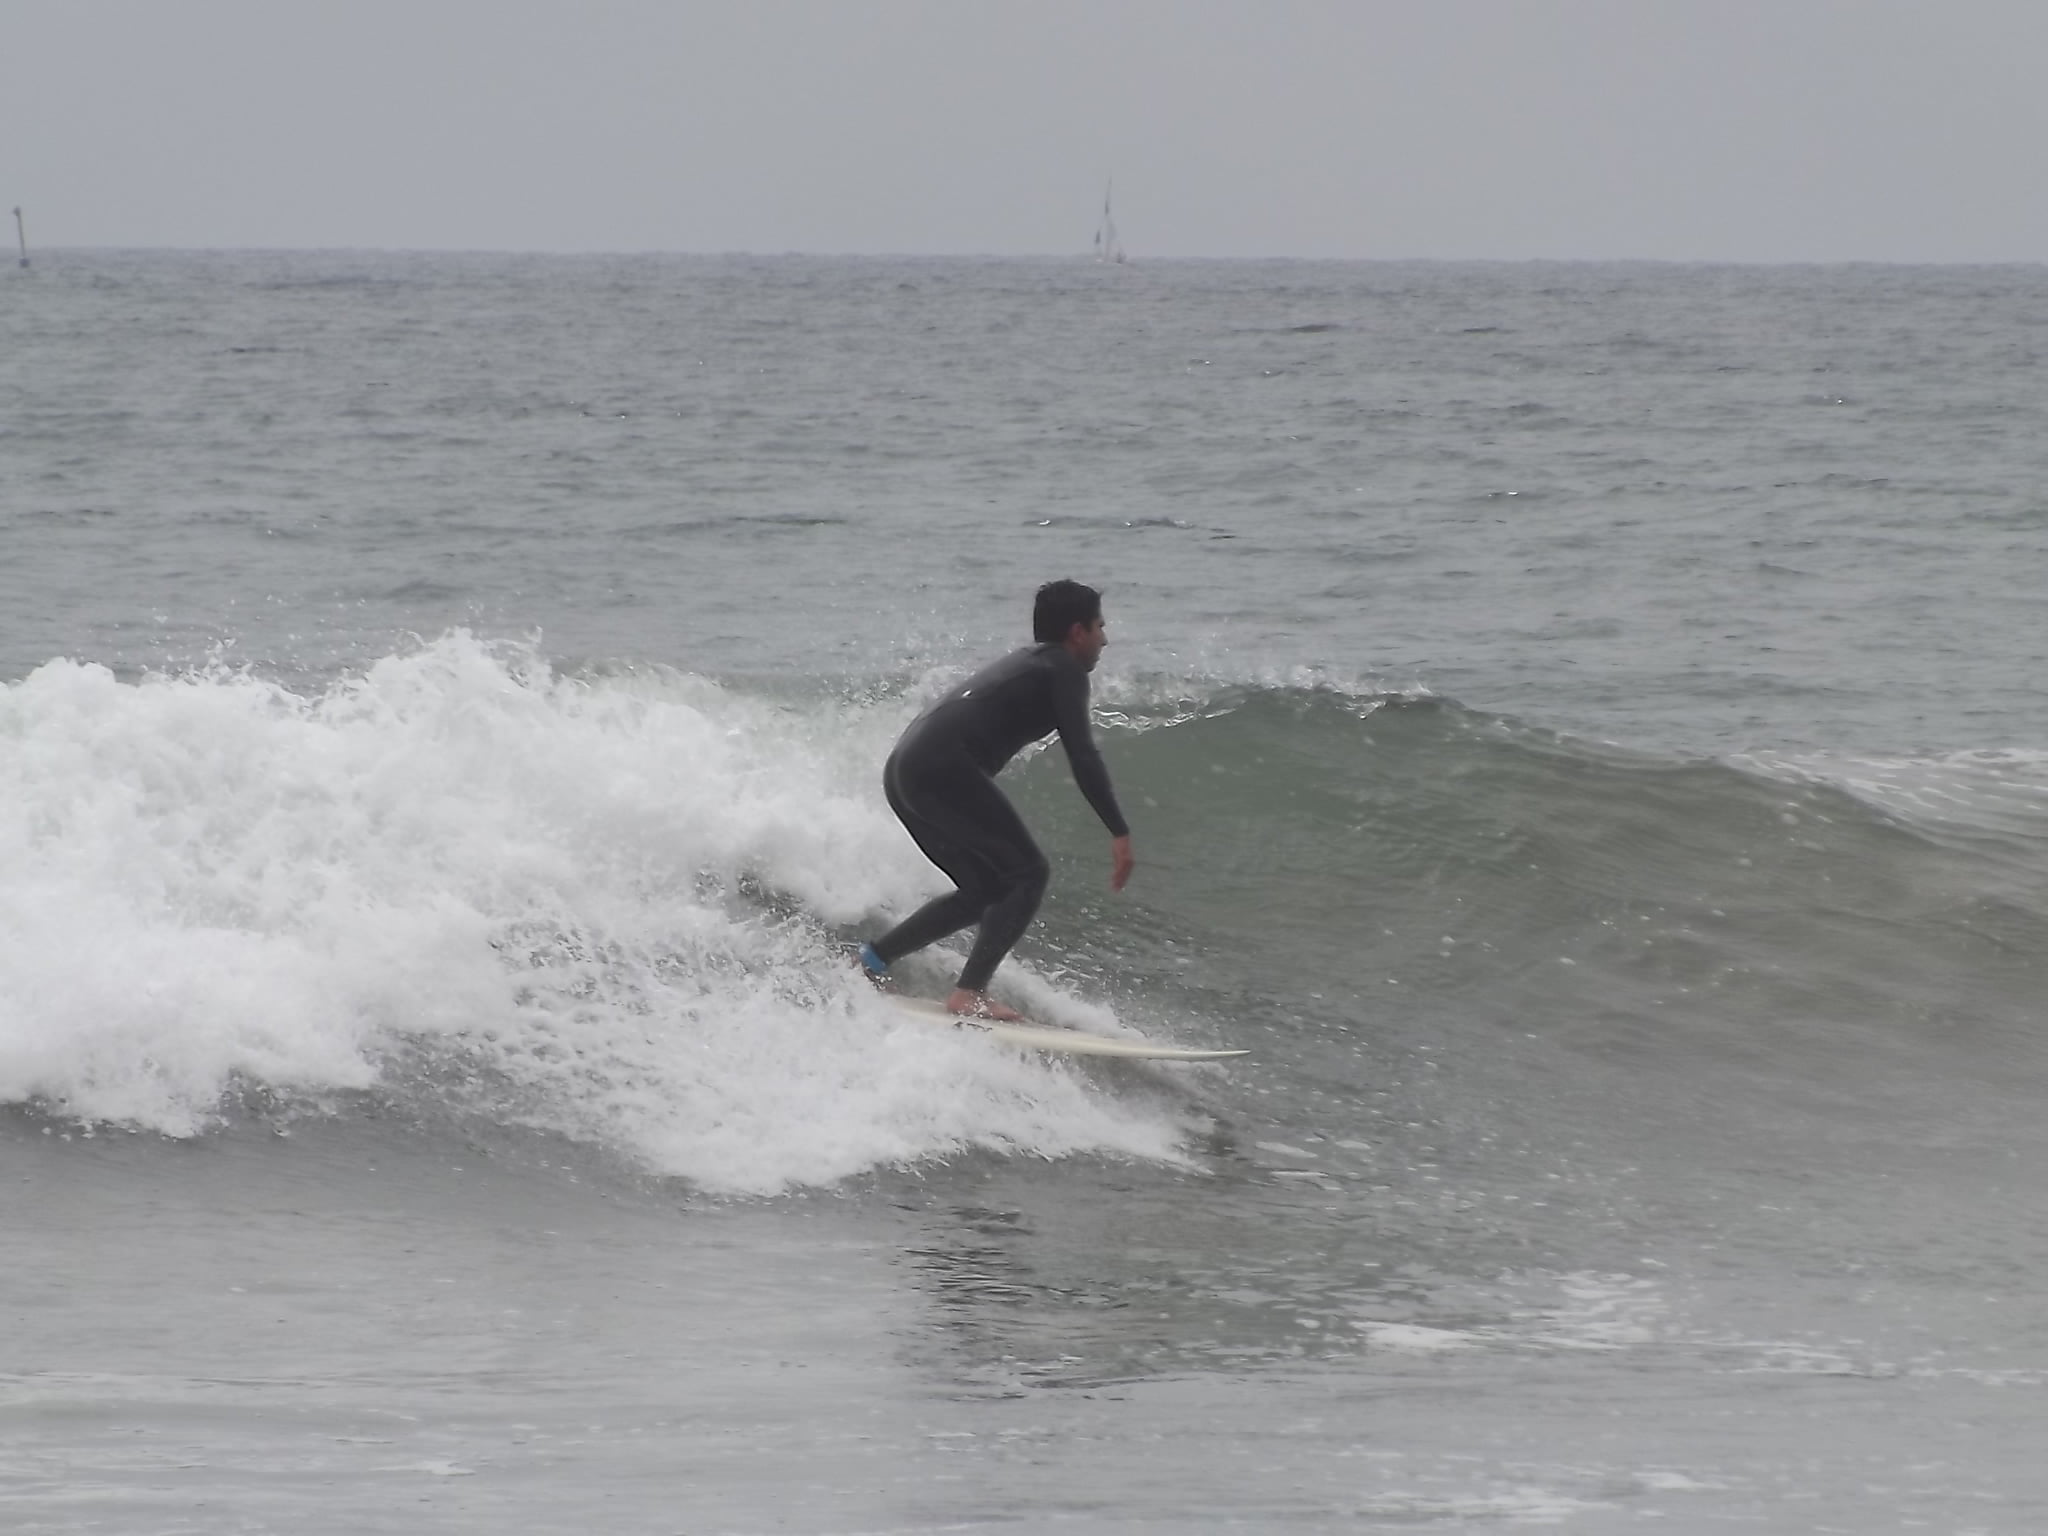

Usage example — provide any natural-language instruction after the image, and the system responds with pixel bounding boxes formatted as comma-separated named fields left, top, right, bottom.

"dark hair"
left=1033, top=580, right=1102, bottom=644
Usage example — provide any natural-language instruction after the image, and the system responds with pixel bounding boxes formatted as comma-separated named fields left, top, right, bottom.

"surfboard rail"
left=885, top=995, right=1248, bottom=1060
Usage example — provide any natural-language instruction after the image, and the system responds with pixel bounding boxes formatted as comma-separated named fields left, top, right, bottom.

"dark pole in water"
left=11, top=207, right=24, bottom=268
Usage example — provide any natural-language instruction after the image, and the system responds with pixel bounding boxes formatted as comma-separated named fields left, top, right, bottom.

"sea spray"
left=0, top=635, right=1190, bottom=1191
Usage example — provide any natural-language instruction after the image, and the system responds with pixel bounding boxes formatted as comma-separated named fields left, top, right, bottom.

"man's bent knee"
left=1007, top=853, right=1051, bottom=904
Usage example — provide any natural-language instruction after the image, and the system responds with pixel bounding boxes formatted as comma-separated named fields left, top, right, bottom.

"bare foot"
left=945, top=988, right=1025, bottom=1023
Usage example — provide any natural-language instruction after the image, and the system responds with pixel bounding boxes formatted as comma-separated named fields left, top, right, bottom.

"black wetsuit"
left=871, top=644, right=1128, bottom=991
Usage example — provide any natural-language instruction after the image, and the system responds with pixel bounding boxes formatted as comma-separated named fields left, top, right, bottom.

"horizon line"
left=15, top=244, right=2048, bottom=270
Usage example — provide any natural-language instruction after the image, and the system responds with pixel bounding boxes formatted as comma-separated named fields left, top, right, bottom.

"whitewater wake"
left=0, top=634, right=1188, bottom=1193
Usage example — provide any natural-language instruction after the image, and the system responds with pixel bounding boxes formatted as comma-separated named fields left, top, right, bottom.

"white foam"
left=1527, top=1271, right=1667, bottom=1350
left=1347, top=1271, right=1667, bottom=1359
left=1355, top=1487, right=1610, bottom=1525
left=0, top=635, right=1190, bottom=1192
left=1352, top=1321, right=1478, bottom=1353
left=1738, top=747, right=2048, bottom=840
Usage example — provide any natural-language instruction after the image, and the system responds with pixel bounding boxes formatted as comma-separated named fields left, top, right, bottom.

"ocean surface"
left=4, top=251, right=2048, bottom=1533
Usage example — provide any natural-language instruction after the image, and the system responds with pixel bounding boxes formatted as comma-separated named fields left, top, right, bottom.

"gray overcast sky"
left=8, top=1, right=2048, bottom=261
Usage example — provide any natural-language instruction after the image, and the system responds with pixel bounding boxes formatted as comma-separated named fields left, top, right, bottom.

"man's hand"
left=1110, top=834, right=1135, bottom=892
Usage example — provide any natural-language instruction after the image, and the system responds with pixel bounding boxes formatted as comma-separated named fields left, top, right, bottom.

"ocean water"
left=4, top=251, right=2048, bottom=1532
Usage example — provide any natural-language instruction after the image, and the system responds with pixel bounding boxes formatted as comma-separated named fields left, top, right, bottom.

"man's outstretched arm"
left=1051, top=665, right=1134, bottom=888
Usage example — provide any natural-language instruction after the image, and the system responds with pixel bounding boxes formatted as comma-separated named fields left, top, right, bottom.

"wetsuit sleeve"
left=1051, top=664, right=1130, bottom=837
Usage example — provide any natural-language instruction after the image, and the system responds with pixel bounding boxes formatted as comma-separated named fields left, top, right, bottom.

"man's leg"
left=871, top=757, right=1048, bottom=995
left=954, top=851, right=1049, bottom=992
left=869, top=759, right=1001, bottom=966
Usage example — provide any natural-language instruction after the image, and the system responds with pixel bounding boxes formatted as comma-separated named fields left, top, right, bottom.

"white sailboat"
left=1092, top=181, right=1125, bottom=264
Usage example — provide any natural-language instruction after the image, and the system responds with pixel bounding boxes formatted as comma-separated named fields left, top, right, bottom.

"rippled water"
left=5, top=252, right=2048, bottom=1532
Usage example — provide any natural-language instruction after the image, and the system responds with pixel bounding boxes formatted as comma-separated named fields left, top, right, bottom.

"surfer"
left=857, top=580, right=1134, bottom=1020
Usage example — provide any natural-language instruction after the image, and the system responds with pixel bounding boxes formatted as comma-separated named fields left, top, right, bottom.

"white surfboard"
left=886, top=994, right=1248, bottom=1061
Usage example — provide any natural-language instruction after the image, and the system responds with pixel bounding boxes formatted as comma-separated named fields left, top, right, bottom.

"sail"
left=1094, top=182, right=1124, bottom=264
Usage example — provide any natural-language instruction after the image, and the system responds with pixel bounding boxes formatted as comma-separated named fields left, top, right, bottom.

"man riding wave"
left=857, top=580, right=1134, bottom=1020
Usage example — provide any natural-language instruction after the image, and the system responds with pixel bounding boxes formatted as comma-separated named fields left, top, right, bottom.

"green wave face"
left=1015, top=686, right=2048, bottom=1086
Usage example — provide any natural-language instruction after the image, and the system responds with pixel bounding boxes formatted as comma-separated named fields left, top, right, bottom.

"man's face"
left=1069, top=614, right=1108, bottom=672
